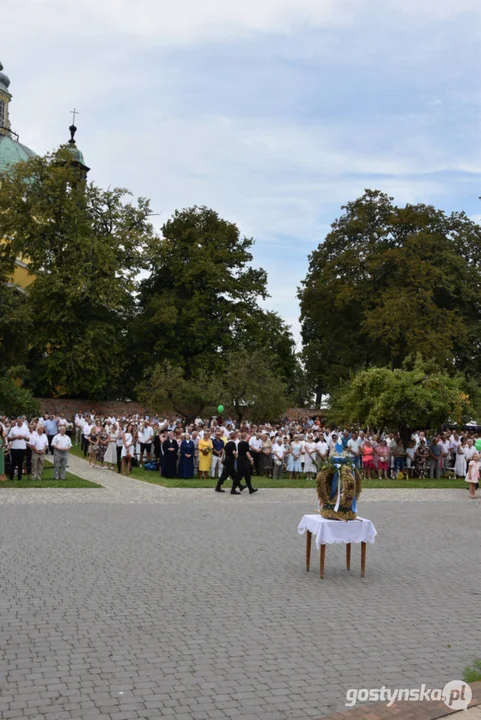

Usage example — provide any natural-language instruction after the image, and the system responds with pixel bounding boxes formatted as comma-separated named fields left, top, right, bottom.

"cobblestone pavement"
left=0, top=456, right=479, bottom=720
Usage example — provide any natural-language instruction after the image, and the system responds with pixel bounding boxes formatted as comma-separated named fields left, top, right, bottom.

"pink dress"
left=465, top=460, right=480, bottom=484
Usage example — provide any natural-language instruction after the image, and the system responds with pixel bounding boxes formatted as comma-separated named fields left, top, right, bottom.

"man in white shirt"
left=448, top=433, right=460, bottom=467
left=75, top=413, right=84, bottom=444
left=52, top=426, right=72, bottom=481
left=138, top=421, right=154, bottom=466
left=82, top=419, right=93, bottom=457
left=315, top=435, right=329, bottom=464
left=7, top=418, right=30, bottom=481
left=438, top=435, right=451, bottom=472
left=249, top=432, right=262, bottom=476
left=347, top=432, right=362, bottom=470
left=30, top=424, right=50, bottom=481
left=272, top=438, right=285, bottom=480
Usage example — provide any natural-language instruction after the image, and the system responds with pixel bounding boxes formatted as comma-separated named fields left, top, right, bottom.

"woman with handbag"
left=272, top=437, right=285, bottom=480
left=198, top=435, right=213, bottom=480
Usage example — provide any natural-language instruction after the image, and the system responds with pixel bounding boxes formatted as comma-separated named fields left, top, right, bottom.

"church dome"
left=66, top=142, right=86, bottom=166
left=0, top=62, right=11, bottom=95
left=0, top=132, right=36, bottom=175
left=65, top=123, right=89, bottom=173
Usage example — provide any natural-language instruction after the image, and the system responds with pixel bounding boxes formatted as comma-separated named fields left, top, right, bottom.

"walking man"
left=52, top=425, right=72, bottom=480
left=216, top=432, right=240, bottom=493
left=236, top=432, right=258, bottom=494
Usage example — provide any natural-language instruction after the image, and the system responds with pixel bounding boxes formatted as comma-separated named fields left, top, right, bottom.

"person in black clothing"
left=236, top=433, right=258, bottom=495
left=153, top=429, right=162, bottom=470
left=216, top=433, right=240, bottom=494
left=162, top=432, right=179, bottom=478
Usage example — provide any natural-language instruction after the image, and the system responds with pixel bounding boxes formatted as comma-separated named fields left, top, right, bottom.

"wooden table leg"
left=306, top=531, right=312, bottom=571
left=346, top=543, right=351, bottom=571
left=320, top=543, right=326, bottom=579
left=361, top=541, right=366, bottom=577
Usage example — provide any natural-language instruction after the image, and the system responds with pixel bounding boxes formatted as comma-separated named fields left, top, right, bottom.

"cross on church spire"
left=70, top=108, right=79, bottom=125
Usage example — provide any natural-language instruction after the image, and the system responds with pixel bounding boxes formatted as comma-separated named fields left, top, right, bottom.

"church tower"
left=0, top=61, right=12, bottom=133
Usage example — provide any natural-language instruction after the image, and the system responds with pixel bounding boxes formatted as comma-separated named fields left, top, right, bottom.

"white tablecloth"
left=298, top=514, right=377, bottom=550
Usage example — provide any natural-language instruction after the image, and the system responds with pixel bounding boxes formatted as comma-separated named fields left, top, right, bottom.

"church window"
left=0, top=99, right=4, bottom=128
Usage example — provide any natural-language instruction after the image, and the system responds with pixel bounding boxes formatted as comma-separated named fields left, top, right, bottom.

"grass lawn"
left=70, top=443, right=467, bottom=489
left=69, top=442, right=468, bottom=489
left=127, top=473, right=469, bottom=490
left=0, top=457, right=101, bottom=489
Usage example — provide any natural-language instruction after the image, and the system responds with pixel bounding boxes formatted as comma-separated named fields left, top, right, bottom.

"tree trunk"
left=398, top=423, right=412, bottom=450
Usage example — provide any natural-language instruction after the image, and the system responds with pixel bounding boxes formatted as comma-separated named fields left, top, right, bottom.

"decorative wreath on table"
left=316, top=460, right=362, bottom=521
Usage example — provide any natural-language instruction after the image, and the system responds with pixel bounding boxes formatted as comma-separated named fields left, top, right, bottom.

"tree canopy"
left=139, top=350, right=288, bottom=423
left=0, top=149, right=155, bottom=398
left=299, top=190, right=481, bottom=398
left=213, top=349, right=288, bottom=423
left=134, top=206, right=273, bottom=378
left=330, top=356, right=474, bottom=446
left=137, top=361, right=217, bottom=422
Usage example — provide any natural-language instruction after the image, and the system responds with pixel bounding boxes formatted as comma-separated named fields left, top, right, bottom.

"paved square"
left=0, top=463, right=479, bottom=720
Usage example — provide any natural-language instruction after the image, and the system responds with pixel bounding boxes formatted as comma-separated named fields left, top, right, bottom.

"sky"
left=2, top=0, right=481, bottom=342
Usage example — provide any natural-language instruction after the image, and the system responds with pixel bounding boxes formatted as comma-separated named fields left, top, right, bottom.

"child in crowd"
left=465, top=451, right=480, bottom=499
left=405, top=441, right=416, bottom=478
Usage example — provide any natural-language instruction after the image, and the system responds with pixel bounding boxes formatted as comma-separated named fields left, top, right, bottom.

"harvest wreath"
left=316, top=460, right=362, bottom=521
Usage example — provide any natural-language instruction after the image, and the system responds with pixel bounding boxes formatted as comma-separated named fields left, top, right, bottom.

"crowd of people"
left=0, top=415, right=72, bottom=481
left=0, top=411, right=479, bottom=498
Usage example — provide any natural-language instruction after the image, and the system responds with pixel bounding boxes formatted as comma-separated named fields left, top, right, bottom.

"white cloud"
left=4, top=0, right=480, bottom=46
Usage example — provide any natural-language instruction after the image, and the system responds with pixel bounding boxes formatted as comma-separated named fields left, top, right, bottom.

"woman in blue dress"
left=178, top=434, right=195, bottom=479
left=287, top=435, right=303, bottom=479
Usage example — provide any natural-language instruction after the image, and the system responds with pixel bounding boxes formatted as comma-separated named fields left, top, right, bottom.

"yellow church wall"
left=12, top=260, right=35, bottom=288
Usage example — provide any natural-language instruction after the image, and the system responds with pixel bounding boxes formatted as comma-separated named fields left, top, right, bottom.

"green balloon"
left=217, top=405, right=224, bottom=413
left=475, top=439, right=481, bottom=451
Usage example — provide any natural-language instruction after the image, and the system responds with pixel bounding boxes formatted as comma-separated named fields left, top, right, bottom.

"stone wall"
left=35, top=398, right=323, bottom=422
left=35, top=398, right=147, bottom=419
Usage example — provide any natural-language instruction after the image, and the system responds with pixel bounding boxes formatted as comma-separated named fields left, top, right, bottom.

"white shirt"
left=273, top=444, right=285, bottom=460
left=83, top=423, right=93, bottom=437
left=138, top=425, right=154, bottom=444
left=316, top=441, right=329, bottom=458
left=439, top=440, right=450, bottom=455
left=8, top=425, right=30, bottom=450
left=52, top=433, right=72, bottom=451
left=249, top=437, right=262, bottom=451
left=347, top=438, right=361, bottom=456
left=464, top=445, right=476, bottom=462
left=30, top=431, right=49, bottom=453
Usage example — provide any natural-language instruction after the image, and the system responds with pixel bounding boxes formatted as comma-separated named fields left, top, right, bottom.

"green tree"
left=0, top=249, right=31, bottom=373
left=234, top=309, right=297, bottom=388
left=134, top=206, right=270, bottom=379
left=288, top=356, right=315, bottom=407
left=0, top=373, right=39, bottom=417
left=138, top=361, right=217, bottom=422
left=215, top=350, right=288, bottom=423
left=330, top=357, right=473, bottom=447
left=299, top=190, right=481, bottom=398
left=0, top=149, right=155, bottom=398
